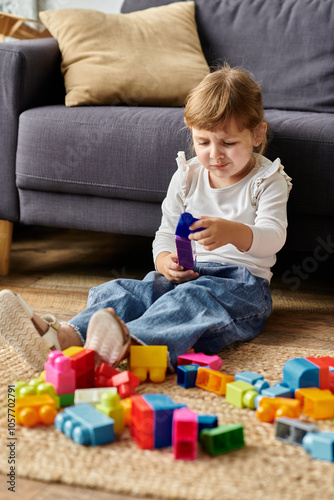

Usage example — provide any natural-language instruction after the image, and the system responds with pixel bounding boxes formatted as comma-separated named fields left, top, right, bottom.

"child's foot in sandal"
left=85, top=308, right=130, bottom=367
left=0, top=289, right=81, bottom=371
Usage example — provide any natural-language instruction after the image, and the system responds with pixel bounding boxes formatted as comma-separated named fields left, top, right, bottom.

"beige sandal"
left=0, top=289, right=61, bottom=371
left=85, top=309, right=130, bottom=367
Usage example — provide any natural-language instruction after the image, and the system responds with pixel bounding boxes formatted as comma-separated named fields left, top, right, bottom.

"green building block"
left=225, top=380, right=254, bottom=408
left=58, top=393, right=75, bottom=407
left=200, top=424, right=245, bottom=455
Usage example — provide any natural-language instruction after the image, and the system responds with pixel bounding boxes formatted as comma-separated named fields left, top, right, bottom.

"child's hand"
left=189, top=217, right=253, bottom=252
left=156, top=252, right=199, bottom=284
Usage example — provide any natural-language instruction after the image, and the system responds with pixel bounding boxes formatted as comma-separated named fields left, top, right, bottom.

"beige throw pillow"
left=39, top=2, right=210, bottom=107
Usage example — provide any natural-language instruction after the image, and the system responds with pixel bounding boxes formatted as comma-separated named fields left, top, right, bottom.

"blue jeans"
left=67, top=263, right=272, bottom=368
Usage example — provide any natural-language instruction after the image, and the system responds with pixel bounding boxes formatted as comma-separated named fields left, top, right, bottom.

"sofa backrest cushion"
left=40, top=2, right=209, bottom=107
left=122, top=0, right=334, bottom=113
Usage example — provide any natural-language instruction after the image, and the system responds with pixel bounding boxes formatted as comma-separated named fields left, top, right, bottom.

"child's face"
left=192, top=118, right=265, bottom=188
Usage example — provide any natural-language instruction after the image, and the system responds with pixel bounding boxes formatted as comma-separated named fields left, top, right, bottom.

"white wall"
left=38, top=0, right=123, bottom=14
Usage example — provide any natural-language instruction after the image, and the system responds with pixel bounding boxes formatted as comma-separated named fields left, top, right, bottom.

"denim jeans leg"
left=127, top=264, right=272, bottom=368
left=65, top=271, right=175, bottom=342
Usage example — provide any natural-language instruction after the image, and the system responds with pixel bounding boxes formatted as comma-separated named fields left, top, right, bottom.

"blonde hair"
left=184, top=63, right=267, bottom=155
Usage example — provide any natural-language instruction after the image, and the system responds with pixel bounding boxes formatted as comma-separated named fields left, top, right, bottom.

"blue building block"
left=143, top=394, right=186, bottom=448
left=234, top=371, right=264, bottom=386
left=283, top=358, right=320, bottom=391
left=55, top=403, right=115, bottom=446
left=177, top=364, right=200, bottom=388
left=275, top=418, right=319, bottom=447
left=198, top=415, right=218, bottom=436
left=261, top=383, right=293, bottom=398
left=253, top=379, right=270, bottom=393
left=302, top=431, right=334, bottom=462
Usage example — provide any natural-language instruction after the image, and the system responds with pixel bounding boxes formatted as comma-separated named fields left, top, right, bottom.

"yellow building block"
left=130, top=345, right=168, bottom=383
left=62, top=346, right=85, bottom=357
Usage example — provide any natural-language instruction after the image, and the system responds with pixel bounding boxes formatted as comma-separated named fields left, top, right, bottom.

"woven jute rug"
left=1, top=300, right=334, bottom=500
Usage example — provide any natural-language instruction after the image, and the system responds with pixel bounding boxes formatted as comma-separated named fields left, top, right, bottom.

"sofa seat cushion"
left=264, top=109, right=334, bottom=217
left=16, top=105, right=189, bottom=203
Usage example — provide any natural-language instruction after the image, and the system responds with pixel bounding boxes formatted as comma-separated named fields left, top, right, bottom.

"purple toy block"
left=45, top=351, right=76, bottom=395
left=172, top=407, right=198, bottom=460
left=177, top=352, right=223, bottom=371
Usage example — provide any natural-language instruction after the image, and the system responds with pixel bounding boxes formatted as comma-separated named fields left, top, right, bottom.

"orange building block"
left=15, top=394, right=57, bottom=427
left=295, top=388, right=334, bottom=419
left=256, top=397, right=301, bottom=423
left=195, top=368, right=234, bottom=395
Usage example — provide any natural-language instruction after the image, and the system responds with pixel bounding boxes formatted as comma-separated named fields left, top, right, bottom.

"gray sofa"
left=1, top=0, right=333, bottom=275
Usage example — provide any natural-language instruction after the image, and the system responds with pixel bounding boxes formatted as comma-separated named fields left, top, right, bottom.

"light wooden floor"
left=0, top=224, right=333, bottom=500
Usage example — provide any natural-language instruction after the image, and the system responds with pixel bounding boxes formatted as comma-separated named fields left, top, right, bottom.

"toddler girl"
left=0, top=64, right=292, bottom=371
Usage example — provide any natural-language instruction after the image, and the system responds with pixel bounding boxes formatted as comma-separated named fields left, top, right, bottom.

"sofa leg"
left=0, top=220, right=13, bottom=276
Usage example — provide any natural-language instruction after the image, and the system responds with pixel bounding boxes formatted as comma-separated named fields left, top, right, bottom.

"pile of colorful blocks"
left=12, top=346, right=334, bottom=462
left=177, top=353, right=334, bottom=462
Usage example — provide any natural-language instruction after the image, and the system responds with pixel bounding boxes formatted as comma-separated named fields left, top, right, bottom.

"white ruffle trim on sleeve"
left=251, top=157, right=293, bottom=203
left=176, top=151, right=190, bottom=205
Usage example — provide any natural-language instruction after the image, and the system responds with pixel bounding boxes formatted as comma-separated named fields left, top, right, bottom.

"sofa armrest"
left=0, top=38, right=64, bottom=221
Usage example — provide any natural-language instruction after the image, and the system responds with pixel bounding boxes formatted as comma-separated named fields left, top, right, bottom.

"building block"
left=95, top=391, right=124, bottom=433
left=120, top=397, right=132, bottom=426
left=14, top=379, right=60, bottom=409
left=282, top=357, right=319, bottom=392
left=177, top=364, right=200, bottom=389
left=142, top=394, right=186, bottom=448
left=62, top=346, right=85, bottom=357
left=70, top=348, right=95, bottom=388
left=108, top=370, right=140, bottom=399
left=195, top=368, right=234, bottom=395
left=172, top=408, right=198, bottom=460
left=130, top=395, right=155, bottom=449
left=58, top=393, right=75, bottom=407
left=256, top=397, right=301, bottom=423
left=200, top=424, right=245, bottom=456
left=306, top=356, right=334, bottom=390
left=55, top=403, right=115, bottom=446
left=45, top=351, right=76, bottom=395
left=234, top=371, right=264, bottom=385
left=197, top=415, right=218, bottom=435
left=295, top=387, right=334, bottom=419
left=253, top=379, right=270, bottom=393
left=177, top=352, right=222, bottom=371
left=302, top=431, right=334, bottom=462
left=74, top=387, right=117, bottom=405
left=15, top=394, right=57, bottom=427
left=94, top=363, right=120, bottom=387
left=242, top=389, right=259, bottom=409
left=260, top=383, right=292, bottom=399
left=225, top=380, right=254, bottom=408
left=275, top=417, right=319, bottom=446
left=129, top=345, right=168, bottom=383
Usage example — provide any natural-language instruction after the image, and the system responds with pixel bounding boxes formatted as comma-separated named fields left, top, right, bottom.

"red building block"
left=109, top=370, right=140, bottom=399
left=95, top=363, right=120, bottom=387
left=130, top=395, right=154, bottom=450
left=69, top=348, right=95, bottom=388
left=306, top=356, right=334, bottom=391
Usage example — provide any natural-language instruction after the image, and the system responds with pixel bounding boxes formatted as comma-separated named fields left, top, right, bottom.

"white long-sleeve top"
left=152, top=152, right=292, bottom=282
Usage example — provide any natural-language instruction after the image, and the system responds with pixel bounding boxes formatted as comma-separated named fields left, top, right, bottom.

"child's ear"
left=253, top=122, right=267, bottom=146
